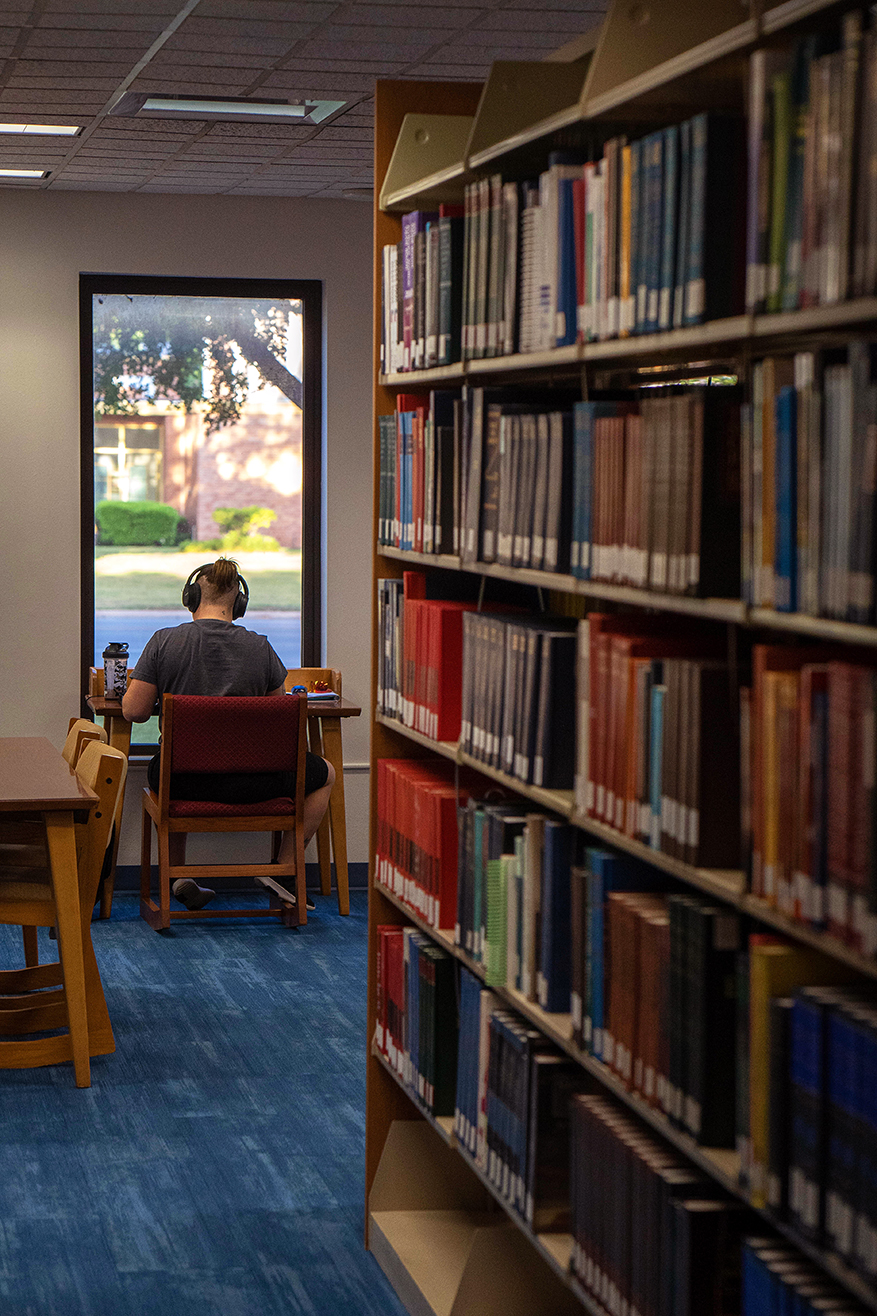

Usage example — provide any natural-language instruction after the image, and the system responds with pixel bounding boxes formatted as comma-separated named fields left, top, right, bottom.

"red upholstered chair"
left=139, top=694, right=308, bottom=931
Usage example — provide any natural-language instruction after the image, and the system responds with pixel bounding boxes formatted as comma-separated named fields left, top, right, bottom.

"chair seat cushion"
left=167, top=797, right=295, bottom=818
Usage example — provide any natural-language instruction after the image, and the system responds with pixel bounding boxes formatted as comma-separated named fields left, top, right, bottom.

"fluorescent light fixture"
left=0, top=122, right=79, bottom=135
left=0, top=168, right=46, bottom=178
left=110, top=93, right=345, bottom=126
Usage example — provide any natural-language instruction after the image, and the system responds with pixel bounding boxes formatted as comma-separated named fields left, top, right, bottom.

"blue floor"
left=0, top=891, right=407, bottom=1316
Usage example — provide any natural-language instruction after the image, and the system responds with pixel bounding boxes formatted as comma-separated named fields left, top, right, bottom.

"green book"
left=767, top=65, right=792, bottom=313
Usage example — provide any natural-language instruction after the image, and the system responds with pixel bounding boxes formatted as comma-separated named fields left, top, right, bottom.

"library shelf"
left=368, top=4, right=877, bottom=1312
left=380, top=363, right=465, bottom=388
left=378, top=546, right=461, bottom=572
left=761, top=0, right=857, bottom=38
left=752, top=294, right=877, bottom=339
left=371, top=1044, right=455, bottom=1145
left=375, top=875, right=742, bottom=1206
left=377, top=711, right=877, bottom=985
left=379, top=298, right=877, bottom=389
left=375, top=711, right=459, bottom=764
left=748, top=607, right=877, bottom=648
left=379, top=545, right=748, bottom=624
left=374, top=1043, right=599, bottom=1316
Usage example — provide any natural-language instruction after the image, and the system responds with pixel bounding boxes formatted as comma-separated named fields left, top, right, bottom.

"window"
left=80, top=274, right=323, bottom=750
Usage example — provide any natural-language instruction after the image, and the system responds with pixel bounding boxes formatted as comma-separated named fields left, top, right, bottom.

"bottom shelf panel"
left=369, top=1208, right=499, bottom=1316
left=368, top=1119, right=584, bottom=1316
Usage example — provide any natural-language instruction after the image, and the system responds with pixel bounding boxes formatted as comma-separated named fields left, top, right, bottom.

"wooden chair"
left=140, top=694, right=309, bottom=931
left=88, top=669, right=134, bottom=919
left=283, top=668, right=343, bottom=906
left=63, top=717, right=107, bottom=765
left=0, top=719, right=108, bottom=864
left=0, top=741, right=128, bottom=1083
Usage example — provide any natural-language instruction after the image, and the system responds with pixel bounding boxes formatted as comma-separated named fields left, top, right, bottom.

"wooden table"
left=87, top=694, right=362, bottom=917
left=0, top=737, right=98, bottom=1086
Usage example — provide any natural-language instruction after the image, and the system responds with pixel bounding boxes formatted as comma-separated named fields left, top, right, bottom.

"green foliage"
left=92, top=296, right=302, bottom=433
left=221, top=531, right=280, bottom=552
left=212, top=505, right=277, bottom=535
left=95, top=500, right=186, bottom=547
left=183, top=506, right=280, bottom=553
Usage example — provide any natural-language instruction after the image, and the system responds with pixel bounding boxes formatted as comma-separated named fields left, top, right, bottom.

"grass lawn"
left=94, top=547, right=301, bottom=610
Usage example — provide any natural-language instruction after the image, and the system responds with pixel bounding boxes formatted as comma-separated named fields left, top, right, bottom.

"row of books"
left=383, top=112, right=742, bottom=372
left=374, top=925, right=457, bottom=1119
left=455, top=804, right=574, bottom=1017
left=379, top=384, right=742, bottom=605
left=376, top=570, right=472, bottom=743
left=747, top=646, right=877, bottom=954
left=766, top=984, right=877, bottom=1283
left=576, top=613, right=742, bottom=869
left=460, top=611, right=577, bottom=791
left=455, top=967, right=585, bottom=1231
left=379, top=205, right=463, bottom=375
left=374, top=757, right=473, bottom=931
left=378, top=393, right=459, bottom=556
left=743, top=346, right=877, bottom=623
left=746, top=11, right=877, bottom=316
left=571, top=1091, right=745, bottom=1316
left=743, top=1236, right=870, bottom=1316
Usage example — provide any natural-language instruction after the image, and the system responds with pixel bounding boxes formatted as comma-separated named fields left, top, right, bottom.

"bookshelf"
left=367, top=3, right=877, bottom=1314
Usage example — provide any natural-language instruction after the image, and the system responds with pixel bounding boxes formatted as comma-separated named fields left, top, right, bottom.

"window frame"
left=79, top=272, right=323, bottom=744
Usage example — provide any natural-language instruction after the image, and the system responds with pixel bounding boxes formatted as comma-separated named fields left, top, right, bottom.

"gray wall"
left=0, top=189, right=373, bottom=866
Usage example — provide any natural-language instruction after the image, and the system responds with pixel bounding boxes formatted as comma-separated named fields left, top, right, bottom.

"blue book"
left=774, top=383, right=798, bottom=612
left=788, top=989, right=831, bottom=1242
left=455, top=968, right=482, bottom=1153
left=658, top=124, right=679, bottom=330
left=536, top=820, right=573, bottom=1013
left=628, top=137, right=643, bottom=335
left=556, top=174, right=578, bottom=347
left=684, top=113, right=708, bottom=325
left=639, top=130, right=664, bottom=334
left=649, top=677, right=666, bottom=849
left=825, top=1002, right=862, bottom=1262
left=673, top=118, right=692, bottom=328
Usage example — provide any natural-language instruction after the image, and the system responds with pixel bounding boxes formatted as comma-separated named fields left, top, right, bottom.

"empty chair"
left=139, top=693, right=308, bottom=931
left=0, top=740, right=128, bottom=1084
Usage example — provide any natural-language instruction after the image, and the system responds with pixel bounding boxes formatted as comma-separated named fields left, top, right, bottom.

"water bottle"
left=103, top=641, right=129, bottom=700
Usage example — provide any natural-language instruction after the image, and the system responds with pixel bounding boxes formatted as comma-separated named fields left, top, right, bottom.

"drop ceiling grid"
left=0, top=0, right=606, bottom=196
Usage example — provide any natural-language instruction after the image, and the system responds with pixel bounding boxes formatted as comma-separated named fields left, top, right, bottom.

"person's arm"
left=268, top=684, right=286, bottom=697
left=122, top=678, right=159, bottom=723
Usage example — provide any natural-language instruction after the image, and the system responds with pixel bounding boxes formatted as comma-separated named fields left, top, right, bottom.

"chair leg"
left=99, top=819, right=122, bottom=920
left=22, top=926, right=39, bottom=967
left=157, top=829, right=172, bottom=931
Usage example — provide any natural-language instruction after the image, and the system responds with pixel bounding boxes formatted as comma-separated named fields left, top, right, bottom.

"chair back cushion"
left=169, top=696, right=303, bottom=775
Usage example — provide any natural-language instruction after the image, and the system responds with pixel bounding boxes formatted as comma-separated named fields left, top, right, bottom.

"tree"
left=92, top=294, right=303, bottom=431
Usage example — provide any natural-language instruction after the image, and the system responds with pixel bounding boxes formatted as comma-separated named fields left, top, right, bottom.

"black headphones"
left=182, top=563, right=249, bottom=619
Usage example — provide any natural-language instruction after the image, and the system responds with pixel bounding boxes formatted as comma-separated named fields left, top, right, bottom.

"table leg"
left=44, top=810, right=90, bottom=1087
left=319, top=717, right=350, bottom=917
left=307, top=720, right=332, bottom=897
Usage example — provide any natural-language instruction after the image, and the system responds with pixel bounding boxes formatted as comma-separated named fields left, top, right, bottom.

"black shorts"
left=146, top=750, right=329, bottom=802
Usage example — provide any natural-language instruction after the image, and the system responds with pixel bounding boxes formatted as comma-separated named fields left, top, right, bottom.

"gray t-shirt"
left=132, top=619, right=287, bottom=700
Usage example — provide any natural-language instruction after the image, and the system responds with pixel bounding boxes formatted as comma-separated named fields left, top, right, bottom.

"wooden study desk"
left=0, top=737, right=98, bottom=1086
left=87, top=693, right=362, bottom=917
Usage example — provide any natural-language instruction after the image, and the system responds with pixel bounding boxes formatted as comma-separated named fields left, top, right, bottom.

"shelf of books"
left=367, top=3, right=877, bottom=1315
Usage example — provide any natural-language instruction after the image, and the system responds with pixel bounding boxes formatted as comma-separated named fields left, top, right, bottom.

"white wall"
left=0, top=189, right=373, bottom=866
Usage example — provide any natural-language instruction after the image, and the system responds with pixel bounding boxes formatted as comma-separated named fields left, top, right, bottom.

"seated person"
left=122, top=556, right=333, bottom=911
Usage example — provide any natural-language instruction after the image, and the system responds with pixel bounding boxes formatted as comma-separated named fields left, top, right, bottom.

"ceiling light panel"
left=0, top=122, right=80, bottom=135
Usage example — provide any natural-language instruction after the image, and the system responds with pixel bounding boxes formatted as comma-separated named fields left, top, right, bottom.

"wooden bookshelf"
left=367, top=2, right=877, bottom=1313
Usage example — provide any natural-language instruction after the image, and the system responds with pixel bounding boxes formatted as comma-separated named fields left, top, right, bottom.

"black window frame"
left=79, top=272, right=323, bottom=745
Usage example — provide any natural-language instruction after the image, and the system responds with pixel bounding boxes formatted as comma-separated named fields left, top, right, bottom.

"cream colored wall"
left=0, top=189, right=373, bottom=867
